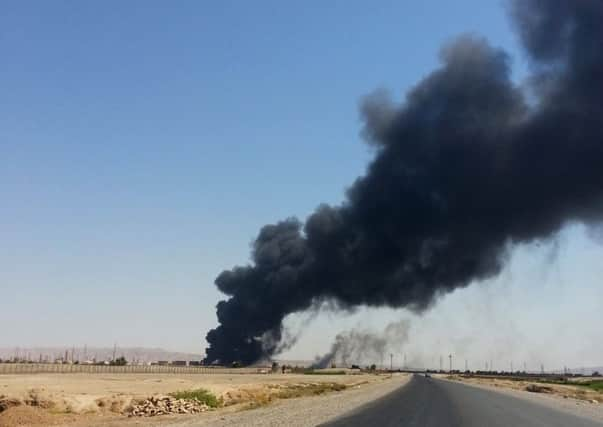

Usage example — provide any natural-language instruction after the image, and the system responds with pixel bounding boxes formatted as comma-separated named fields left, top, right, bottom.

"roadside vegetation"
left=303, top=370, right=347, bottom=375
left=538, top=379, right=603, bottom=393
left=582, top=381, right=603, bottom=392
left=275, top=382, right=347, bottom=399
left=236, top=382, right=349, bottom=410
left=168, top=389, right=221, bottom=408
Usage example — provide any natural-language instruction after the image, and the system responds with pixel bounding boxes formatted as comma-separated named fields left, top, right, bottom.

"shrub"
left=169, top=389, right=220, bottom=408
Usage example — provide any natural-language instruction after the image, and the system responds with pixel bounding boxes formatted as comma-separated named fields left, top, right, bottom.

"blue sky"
left=5, top=1, right=600, bottom=366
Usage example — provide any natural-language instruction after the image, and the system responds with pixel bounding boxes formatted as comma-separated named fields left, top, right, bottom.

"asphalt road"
left=321, top=375, right=602, bottom=427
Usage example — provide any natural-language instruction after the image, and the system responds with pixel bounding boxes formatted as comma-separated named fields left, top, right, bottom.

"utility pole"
left=390, top=354, right=393, bottom=371
left=465, top=359, right=468, bottom=372
left=449, top=354, right=452, bottom=372
left=440, top=356, right=443, bottom=372
left=404, top=353, right=407, bottom=369
left=511, top=361, right=513, bottom=373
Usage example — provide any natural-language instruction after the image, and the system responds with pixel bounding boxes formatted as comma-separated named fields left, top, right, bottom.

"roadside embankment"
left=0, top=372, right=408, bottom=427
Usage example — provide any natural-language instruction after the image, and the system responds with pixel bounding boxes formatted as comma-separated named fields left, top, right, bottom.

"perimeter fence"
left=0, top=363, right=264, bottom=375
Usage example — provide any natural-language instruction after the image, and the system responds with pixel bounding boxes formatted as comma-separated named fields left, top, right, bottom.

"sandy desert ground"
left=0, top=371, right=402, bottom=427
left=446, top=374, right=602, bottom=403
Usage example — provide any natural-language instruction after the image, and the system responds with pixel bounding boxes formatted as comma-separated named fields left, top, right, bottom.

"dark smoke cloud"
left=313, top=320, right=410, bottom=369
left=204, top=0, right=603, bottom=365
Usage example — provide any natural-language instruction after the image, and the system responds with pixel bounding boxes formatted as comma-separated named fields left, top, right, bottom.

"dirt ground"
left=0, top=372, right=383, bottom=427
left=445, top=375, right=602, bottom=403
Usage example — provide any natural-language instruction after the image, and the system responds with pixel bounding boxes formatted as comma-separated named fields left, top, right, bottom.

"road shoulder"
left=166, top=374, right=411, bottom=427
left=439, top=375, right=603, bottom=424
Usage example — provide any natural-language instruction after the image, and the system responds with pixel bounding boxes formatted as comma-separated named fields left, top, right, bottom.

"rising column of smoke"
left=312, top=320, right=410, bottom=369
left=204, top=0, right=603, bottom=365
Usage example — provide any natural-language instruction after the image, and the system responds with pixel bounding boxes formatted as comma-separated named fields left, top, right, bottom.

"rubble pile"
left=128, top=396, right=210, bottom=417
left=0, top=396, right=22, bottom=412
left=525, top=384, right=553, bottom=394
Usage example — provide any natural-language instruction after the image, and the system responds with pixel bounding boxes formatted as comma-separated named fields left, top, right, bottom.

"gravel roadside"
left=441, top=376, right=603, bottom=424
left=165, top=374, right=410, bottom=427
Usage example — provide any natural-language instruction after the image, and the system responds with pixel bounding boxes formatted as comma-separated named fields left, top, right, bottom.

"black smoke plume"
left=204, top=0, right=603, bottom=365
left=312, top=320, right=410, bottom=369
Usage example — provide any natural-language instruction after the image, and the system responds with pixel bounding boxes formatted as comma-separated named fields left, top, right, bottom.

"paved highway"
left=321, top=375, right=602, bottom=427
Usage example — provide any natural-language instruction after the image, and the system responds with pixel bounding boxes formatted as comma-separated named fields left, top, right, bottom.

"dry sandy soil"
left=446, top=375, right=602, bottom=403
left=0, top=372, right=402, bottom=427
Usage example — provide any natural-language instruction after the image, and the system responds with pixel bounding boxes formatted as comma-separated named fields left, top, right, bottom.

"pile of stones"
left=128, top=396, right=210, bottom=417
left=525, top=384, right=553, bottom=393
